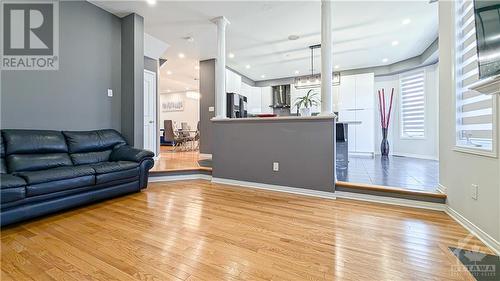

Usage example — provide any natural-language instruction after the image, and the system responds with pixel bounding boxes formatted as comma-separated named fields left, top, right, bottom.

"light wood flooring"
left=150, top=146, right=211, bottom=173
left=1, top=180, right=490, bottom=281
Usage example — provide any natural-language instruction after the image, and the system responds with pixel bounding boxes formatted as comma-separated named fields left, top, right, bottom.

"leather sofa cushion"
left=91, top=161, right=138, bottom=174
left=7, top=153, right=72, bottom=173
left=1, top=174, right=26, bottom=204
left=2, top=130, right=68, bottom=155
left=16, top=165, right=95, bottom=185
left=26, top=175, right=95, bottom=197
left=63, top=130, right=126, bottom=153
left=2, top=187, right=25, bottom=203
left=70, top=150, right=112, bottom=165
left=1, top=159, right=6, bottom=174
left=92, top=161, right=139, bottom=184
left=1, top=174, right=26, bottom=189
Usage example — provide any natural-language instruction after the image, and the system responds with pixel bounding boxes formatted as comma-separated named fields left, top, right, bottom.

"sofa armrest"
left=109, top=145, right=154, bottom=163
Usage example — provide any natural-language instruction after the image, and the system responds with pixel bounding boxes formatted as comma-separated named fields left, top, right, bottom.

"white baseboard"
left=335, top=191, right=446, bottom=211
left=391, top=152, right=438, bottom=161
left=445, top=206, right=500, bottom=256
left=437, top=184, right=448, bottom=194
left=349, top=152, right=374, bottom=158
left=211, top=178, right=336, bottom=199
left=149, top=174, right=212, bottom=182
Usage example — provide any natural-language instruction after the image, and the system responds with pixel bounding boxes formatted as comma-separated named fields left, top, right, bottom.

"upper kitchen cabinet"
left=339, top=75, right=356, bottom=110
left=261, top=87, right=273, bottom=114
left=226, top=69, right=242, bottom=94
left=354, top=73, right=375, bottom=109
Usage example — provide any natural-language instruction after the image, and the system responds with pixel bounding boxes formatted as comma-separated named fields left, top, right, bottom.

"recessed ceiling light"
left=261, top=74, right=266, bottom=79
left=228, top=53, right=235, bottom=58
left=245, top=65, right=251, bottom=69
left=402, top=18, right=411, bottom=25
left=382, top=58, right=388, bottom=63
left=194, top=65, right=200, bottom=70
left=288, top=35, right=300, bottom=40
left=167, top=89, right=171, bottom=93
left=184, top=36, right=195, bottom=43
left=166, top=70, right=172, bottom=75
left=294, top=70, right=300, bottom=74
left=146, top=0, right=156, bottom=5
left=391, top=40, right=399, bottom=46
left=185, top=87, right=190, bottom=90
left=178, top=53, right=185, bottom=59
left=334, top=65, right=340, bottom=69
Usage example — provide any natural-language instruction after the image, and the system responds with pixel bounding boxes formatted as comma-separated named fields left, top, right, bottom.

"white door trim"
left=144, top=69, right=157, bottom=155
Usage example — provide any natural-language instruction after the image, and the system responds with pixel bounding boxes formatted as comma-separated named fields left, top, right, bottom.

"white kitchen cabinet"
left=338, top=73, right=375, bottom=156
left=339, top=75, right=356, bottom=110
left=225, top=69, right=241, bottom=94
left=247, top=86, right=262, bottom=114
left=260, top=86, right=273, bottom=114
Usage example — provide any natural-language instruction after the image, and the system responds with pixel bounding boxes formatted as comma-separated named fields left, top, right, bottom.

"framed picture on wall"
left=162, top=101, right=184, bottom=112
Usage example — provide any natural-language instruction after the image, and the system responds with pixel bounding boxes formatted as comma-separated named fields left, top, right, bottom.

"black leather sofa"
left=0, top=129, right=154, bottom=226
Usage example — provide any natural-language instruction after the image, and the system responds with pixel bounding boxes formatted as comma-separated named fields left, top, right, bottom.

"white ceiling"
left=90, top=0, right=438, bottom=93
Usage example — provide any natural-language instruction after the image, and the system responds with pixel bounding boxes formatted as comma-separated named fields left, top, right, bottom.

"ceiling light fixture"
left=294, top=70, right=300, bottom=75
left=166, top=70, right=172, bottom=75
left=261, top=74, right=266, bottom=79
left=194, top=65, right=200, bottom=70
left=146, top=0, right=156, bottom=5
left=185, top=87, right=190, bottom=90
left=294, top=44, right=340, bottom=89
left=228, top=53, right=235, bottom=58
left=402, top=18, right=411, bottom=25
left=167, top=89, right=171, bottom=93
left=178, top=53, right=185, bottom=58
left=245, top=65, right=251, bottom=69
left=392, top=40, right=399, bottom=46
left=382, top=58, right=388, bottom=63
left=334, top=65, right=340, bottom=69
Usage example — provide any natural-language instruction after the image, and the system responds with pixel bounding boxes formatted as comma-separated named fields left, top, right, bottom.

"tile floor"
left=336, top=155, right=439, bottom=192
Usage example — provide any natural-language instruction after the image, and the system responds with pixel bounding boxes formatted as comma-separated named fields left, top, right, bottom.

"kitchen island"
left=211, top=116, right=336, bottom=196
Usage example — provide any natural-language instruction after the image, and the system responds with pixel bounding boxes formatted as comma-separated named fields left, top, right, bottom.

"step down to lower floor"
left=335, top=181, right=447, bottom=204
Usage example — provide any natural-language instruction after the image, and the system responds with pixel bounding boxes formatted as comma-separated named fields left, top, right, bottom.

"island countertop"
left=211, top=116, right=336, bottom=122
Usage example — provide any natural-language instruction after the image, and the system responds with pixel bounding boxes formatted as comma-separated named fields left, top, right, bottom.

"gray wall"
left=199, top=59, right=216, bottom=154
left=121, top=13, right=144, bottom=147
left=438, top=1, right=500, bottom=248
left=1, top=1, right=122, bottom=130
left=212, top=118, right=335, bottom=192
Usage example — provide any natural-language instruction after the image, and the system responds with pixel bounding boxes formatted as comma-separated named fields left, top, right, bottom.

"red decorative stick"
left=382, top=88, right=386, bottom=128
left=378, top=90, right=384, bottom=128
left=386, top=88, right=394, bottom=129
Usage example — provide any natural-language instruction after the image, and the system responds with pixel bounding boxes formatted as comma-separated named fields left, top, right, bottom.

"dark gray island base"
left=211, top=116, right=336, bottom=194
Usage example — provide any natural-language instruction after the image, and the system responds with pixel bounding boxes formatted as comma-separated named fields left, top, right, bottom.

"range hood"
left=271, top=85, right=291, bottom=108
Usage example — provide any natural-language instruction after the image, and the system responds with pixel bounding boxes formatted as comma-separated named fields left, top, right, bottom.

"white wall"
left=159, top=92, right=200, bottom=130
left=373, top=64, right=439, bottom=160
left=439, top=0, right=500, bottom=253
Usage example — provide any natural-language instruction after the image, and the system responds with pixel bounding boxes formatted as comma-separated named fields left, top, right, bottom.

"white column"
left=211, top=16, right=230, bottom=119
left=320, top=0, right=333, bottom=115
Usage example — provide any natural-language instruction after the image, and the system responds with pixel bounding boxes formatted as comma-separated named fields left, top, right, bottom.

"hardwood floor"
left=151, top=146, right=211, bottom=173
left=1, top=180, right=490, bottom=281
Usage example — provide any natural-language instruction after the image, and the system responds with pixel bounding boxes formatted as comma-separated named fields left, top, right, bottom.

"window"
left=400, top=70, right=426, bottom=138
left=455, top=0, right=496, bottom=154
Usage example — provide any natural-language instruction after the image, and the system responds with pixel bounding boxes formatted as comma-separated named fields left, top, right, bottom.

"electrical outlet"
left=273, top=162, right=279, bottom=172
left=208, top=106, right=215, bottom=112
left=471, top=184, right=479, bottom=200
left=107, top=89, right=113, bottom=97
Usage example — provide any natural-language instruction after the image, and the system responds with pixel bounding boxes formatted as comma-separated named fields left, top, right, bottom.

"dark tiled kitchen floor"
left=336, top=155, right=439, bottom=192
